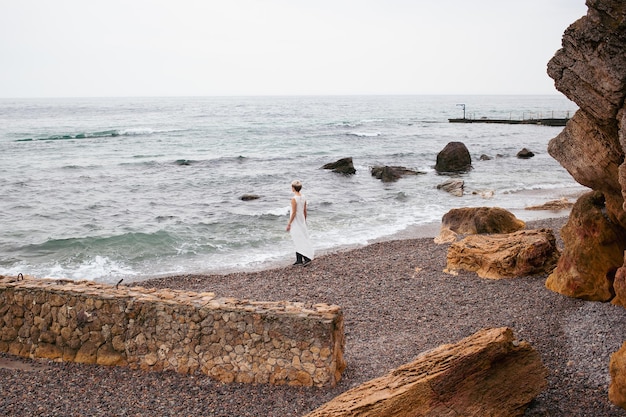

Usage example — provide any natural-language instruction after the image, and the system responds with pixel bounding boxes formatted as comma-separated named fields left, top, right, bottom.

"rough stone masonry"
left=0, top=275, right=346, bottom=387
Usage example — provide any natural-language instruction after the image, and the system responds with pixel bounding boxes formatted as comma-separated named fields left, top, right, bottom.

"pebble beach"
left=2, top=216, right=626, bottom=416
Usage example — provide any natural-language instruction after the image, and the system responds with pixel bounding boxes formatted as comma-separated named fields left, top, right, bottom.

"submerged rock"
left=240, top=194, right=261, bottom=201
left=437, top=179, right=464, bottom=197
left=516, top=148, right=535, bottom=159
left=370, top=165, right=424, bottom=182
left=322, top=157, right=356, bottom=175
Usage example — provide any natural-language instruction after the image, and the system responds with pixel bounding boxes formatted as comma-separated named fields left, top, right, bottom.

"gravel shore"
left=2, top=217, right=626, bottom=416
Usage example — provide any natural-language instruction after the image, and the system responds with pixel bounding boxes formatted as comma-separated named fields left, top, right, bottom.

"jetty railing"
left=449, top=107, right=572, bottom=126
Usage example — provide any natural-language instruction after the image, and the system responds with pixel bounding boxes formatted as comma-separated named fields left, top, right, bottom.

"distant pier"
left=449, top=104, right=570, bottom=126
left=448, top=117, right=569, bottom=126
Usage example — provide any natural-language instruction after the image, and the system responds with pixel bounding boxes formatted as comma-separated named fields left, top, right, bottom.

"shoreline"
left=3, top=215, right=626, bottom=416
left=137, top=207, right=573, bottom=281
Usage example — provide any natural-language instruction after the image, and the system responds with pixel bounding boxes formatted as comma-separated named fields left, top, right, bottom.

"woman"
left=286, top=180, right=314, bottom=265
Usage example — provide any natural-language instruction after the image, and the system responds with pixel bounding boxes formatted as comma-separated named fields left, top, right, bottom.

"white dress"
left=289, top=195, right=314, bottom=260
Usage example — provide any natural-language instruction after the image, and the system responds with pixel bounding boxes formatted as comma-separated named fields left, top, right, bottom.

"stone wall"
left=0, top=275, right=345, bottom=387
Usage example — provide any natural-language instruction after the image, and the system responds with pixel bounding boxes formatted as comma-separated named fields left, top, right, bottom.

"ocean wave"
left=260, top=206, right=290, bottom=217
left=501, top=182, right=586, bottom=194
left=67, top=256, right=138, bottom=281
left=0, top=256, right=138, bottom=282
left=19, top=230, right=180, bottom=259
left=345, top=131, right=382, bottom=138
left=14, top=127, right=184, bottom=142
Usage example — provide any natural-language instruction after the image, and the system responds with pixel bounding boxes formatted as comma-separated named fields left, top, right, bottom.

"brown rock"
left=97, top=343, right=127, bottom=366
left=34, top=343, right=63, bottom=360
left=322, top=157, right=356, bottom=175
left=304, top=327, right=547, bottom=417
left=613, top=261, right=626, bottom=307
left=437, top=179, right=464, bottom=197
left=239, top=194, right=261, bottom=201
left=548, top=111, right=623, bottom=222
left=545, top=191, right=626, bottom=301
left=446, top=229, right=560, bottom=279
left=610, top=341, right=626, bottom=408
left=435, top=141, right=472, bottom=173
left=440, top=207, right=525, bottom=236
left=370, top=166, right=424, bottom=182
left=547, top=0, right=626, bottom=307
left=74, top=341, right=100, bottom=364
left=548, top=0, right=626, bottom=123
left=434, top=227, right=458, bottom=245
left=516, top=148, right=535, bottom=159
left=525, top=197, right=574, bottom=211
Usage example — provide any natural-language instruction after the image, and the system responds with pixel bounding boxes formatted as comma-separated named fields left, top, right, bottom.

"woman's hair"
left=291, top=180, right=302, bottom=192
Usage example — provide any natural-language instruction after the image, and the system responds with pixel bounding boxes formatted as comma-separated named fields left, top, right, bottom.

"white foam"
left=119, top=128, right=155, bottom=136
left=346, top=131, right=381, bottom=137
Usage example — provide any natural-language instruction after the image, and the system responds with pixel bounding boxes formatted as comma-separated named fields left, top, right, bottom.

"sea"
left=0, top=95, right=586, bottom=284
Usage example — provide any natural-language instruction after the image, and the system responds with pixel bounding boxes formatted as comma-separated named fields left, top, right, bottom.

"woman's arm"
left=304, top=201, right=307, bottom=220
left=286, top=198, right=297, bottom=231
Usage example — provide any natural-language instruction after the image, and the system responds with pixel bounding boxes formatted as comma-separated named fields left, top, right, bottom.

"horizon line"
left=0, top=92, right=569, bottom=100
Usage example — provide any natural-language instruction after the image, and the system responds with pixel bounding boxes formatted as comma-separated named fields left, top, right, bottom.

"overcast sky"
left=1, top=0, right=587, bottom=98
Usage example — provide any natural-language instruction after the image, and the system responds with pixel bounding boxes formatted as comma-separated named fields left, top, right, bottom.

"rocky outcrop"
left=516, top=148, right=535, bottom=159
left=546, top=0, right=626, bottom=300
left=437, top=179, right=464, bottom=197
left=610, top=341, right=626, bottom=408
left=440, top=207, right=525, bottom=235
left=445, top=229, right=560, bottom=279
left=304, top=327, right=547, bottom=417
left=613, top=258, right=626, bottom=307
left=322, top=157, right=356, bottom=175
left=370, top=166, right=424, bottom=182
left=545, top=191, right=626, bottom=301
left=525, top=197, right=574, bottom=211
left=435, top=141, right=472, bottom=173
left=546, top=0, right=626, bottom=410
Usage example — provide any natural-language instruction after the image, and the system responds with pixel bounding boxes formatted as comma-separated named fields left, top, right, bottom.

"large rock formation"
left=445, top=229, right=560, bottom=279
left=545, top=191, right=626, bottom=301
left=546, top=0, right=626, bottom=301
left=547, top=2, right=626, bottom=409
left=435, top=141, right=472, bottom=173
left=304, top=327, right=547, bottom=417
